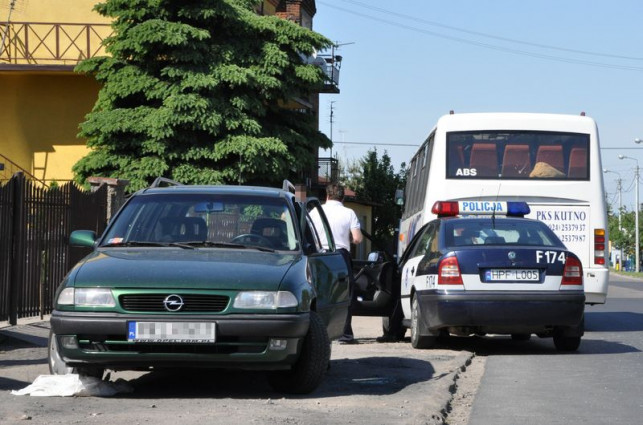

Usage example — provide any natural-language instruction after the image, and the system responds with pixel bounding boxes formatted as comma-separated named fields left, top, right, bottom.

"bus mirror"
left=394, top=189, right=404, bottom=206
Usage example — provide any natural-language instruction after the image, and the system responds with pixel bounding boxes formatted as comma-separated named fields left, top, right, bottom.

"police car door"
left=399, top=221, right=439, bottom=320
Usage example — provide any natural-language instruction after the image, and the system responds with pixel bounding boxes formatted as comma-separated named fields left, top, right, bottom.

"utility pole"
left=329, top=101, right=335, bottom=159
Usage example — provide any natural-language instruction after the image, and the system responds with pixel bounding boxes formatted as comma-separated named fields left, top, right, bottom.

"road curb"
left=0, top=320, right=50, bottom=348
left=413, top=350, right=475, bottom=425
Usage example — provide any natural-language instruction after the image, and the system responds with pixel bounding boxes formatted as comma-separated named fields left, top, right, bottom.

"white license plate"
left=484, top=269, right=540, bottom=282
left=127, top=322, right=215, bottom=343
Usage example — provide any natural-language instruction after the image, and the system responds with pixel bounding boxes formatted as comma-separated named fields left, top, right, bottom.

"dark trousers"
left=338, top=248, right=355, bottom=337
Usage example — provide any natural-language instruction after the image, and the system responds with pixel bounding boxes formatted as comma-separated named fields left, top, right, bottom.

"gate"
left=0, top=173, right=108, bottom=324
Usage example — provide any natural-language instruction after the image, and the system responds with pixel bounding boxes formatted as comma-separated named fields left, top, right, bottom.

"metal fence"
left=0, top=173, right=108, bottom=324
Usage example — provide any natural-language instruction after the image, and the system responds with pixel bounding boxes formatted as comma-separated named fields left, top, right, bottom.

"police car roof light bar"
left=432, top=201, right=459, bottom=217
left=431, top=201, right=530, bottom=217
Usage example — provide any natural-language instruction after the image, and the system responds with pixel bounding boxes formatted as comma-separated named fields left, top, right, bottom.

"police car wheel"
left=382, top=301, right=406, bottom=340
left=410, top=296, right=436, bottom=349
left=553, top=334, right=581, bottom=352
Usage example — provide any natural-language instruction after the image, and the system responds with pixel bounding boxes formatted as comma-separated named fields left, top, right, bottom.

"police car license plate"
left=127, top=322, right=215, bottom=343
left=485, top=269, right=539, bottom=282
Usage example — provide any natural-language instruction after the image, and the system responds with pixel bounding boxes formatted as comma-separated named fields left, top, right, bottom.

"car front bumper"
left=415, top=290, right=585, bottom=334
left=50, top=310, right=310, bottom=371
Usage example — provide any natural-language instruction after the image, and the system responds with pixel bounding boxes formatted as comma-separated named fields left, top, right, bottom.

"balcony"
left=312, top=157, right=339, bottom=188
left=0, top=22, right=112, bottom=70
left=309, top=54, right=341, bottom=94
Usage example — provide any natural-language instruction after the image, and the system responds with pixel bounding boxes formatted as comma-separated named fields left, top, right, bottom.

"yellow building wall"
left=0, top=0, right=108, bottom=183
left=0, top=73, right=100, bottom=183
left=7, top=0, right=110, bottom=23
left=345, top=201, right=373, bottom=260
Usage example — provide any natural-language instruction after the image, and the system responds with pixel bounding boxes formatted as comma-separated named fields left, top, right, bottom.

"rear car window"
left=445, top=218, right=562, bottom=247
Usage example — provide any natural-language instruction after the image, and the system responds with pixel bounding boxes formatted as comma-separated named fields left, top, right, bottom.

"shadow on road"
left=421, top=332, right=640, bottom=356
left=114, top=355, right=436, bottom=400
left=585, top=311, right=643, bottom=332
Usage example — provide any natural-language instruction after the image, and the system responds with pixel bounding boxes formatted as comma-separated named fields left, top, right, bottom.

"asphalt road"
left=465, top=276, right=643, bottom=425
left=4, top=278, right=640, bottom=425
left=0, top=316, right=472, bottom=425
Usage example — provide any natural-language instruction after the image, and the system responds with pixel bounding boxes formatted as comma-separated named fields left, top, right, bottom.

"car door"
left=399, top=221, right=441, bottom=319
left=300, top=198, right=350, bottom=339
left=350, top=230, right=400, bottom=318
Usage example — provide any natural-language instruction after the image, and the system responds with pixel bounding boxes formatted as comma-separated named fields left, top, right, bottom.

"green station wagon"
left=48, top=179, right=350, bottom=394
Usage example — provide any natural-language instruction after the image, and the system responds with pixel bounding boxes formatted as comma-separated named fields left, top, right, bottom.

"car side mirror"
left=394, top=189, right=404, bottom=206
left=368, top=251, right=383, bottom=263
left=69, top=230, right=97, bottom=248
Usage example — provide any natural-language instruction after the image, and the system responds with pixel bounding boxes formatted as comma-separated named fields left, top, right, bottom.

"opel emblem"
left=508, top=251, right=517, bottom=260
left=163, top=294, right=184, bottom=312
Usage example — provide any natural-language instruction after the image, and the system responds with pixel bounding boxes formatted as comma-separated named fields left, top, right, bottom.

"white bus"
left=398, top=112, right=609, bottom=304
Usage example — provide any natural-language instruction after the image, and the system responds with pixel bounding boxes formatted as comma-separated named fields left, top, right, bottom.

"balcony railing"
left=0, top=22, right=112, bottom=66
left=310, top=54, right=341, bottom=94
left=313, top=157, right=339, bottom=187
left=0, top=153, right=49, bottom=187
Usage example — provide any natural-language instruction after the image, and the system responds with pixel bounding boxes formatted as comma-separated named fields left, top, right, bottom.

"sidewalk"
left=0, top=316, right=51, bottom=347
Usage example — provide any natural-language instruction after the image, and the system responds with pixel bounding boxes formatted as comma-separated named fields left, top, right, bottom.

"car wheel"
left=511, top=333, right=531, bottom=341
left=268, top=311, right=330, bottom=394
left=553, top=333, right=581, bottom=352
left=48, top=330, right=73, bottom=375
left=48, top=330, right=105, bottom=379
left=410, top=296, right=436, bottom=349
left=381, top=301, right=406, bottom=340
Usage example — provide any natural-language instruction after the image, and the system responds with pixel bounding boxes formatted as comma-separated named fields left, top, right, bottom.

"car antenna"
left=492, top=183, right=502, bottom=229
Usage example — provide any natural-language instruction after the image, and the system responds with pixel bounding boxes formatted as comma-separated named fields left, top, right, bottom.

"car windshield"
left=101, top=193, right=299, bottom=251
left=445, top=218, right=562, bottom=248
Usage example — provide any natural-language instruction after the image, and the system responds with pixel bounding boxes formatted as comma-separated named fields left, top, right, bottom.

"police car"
left=399, top=201, right=585, bottom=351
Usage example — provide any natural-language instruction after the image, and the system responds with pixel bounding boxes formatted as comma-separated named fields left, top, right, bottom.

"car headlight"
left=233, top=291, right=298, bottom=309
left=56, top=288, right=116, bottom=307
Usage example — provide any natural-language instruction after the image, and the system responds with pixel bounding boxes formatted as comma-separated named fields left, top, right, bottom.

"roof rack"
left=150, top=177, right=183, bottom=188
left=282, top=179, right=296, bottom=194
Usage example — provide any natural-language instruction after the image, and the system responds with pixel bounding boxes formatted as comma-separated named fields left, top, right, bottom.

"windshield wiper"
left=102, top=241, right=195, bottom=249
left=183, top=241, right=276, bottom=252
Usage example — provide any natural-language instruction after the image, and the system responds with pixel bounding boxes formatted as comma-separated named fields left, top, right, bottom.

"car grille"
left=78, top=335, right=268, bottom=354
left=119, top=294, right=229, bottom=313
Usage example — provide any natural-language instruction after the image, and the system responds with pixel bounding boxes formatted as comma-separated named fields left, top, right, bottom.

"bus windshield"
left=446, top=131, right=589, bottom=180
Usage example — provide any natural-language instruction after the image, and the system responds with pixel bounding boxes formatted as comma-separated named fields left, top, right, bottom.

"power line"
left=337, top=0, right=643, bottom=61
left=318, top=1, right=643, bottom=72
left=332, top=141, right=420, bottom=147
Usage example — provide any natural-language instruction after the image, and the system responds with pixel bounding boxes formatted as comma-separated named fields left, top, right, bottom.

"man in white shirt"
left=321, top=183, right=362, bottom=343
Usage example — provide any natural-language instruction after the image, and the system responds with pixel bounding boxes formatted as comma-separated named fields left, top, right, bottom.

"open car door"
left=350, top=230, right=405, bottom=339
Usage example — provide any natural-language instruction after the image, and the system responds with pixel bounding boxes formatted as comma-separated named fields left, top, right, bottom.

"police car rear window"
left=446, top=219, right=562, bottom=247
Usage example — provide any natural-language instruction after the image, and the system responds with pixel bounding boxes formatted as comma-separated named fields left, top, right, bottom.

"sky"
left=312, top=0, right=643, bottom=213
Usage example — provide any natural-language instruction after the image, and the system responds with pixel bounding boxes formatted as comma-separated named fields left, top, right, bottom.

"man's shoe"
left=376, top=335, right=398, bottom=343
left=338, top=335, right=357, bottom=344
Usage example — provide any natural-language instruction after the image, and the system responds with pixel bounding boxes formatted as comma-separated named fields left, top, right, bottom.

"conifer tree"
left=73, top=0, right=332, bottom=190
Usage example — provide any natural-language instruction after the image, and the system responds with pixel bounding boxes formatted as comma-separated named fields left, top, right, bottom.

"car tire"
left=410, top=296, right=436, bottom=349
left=48, top=330, right=105, bottom=379
left=553, top=333, right=581, bottom=352
left=268, top=311, right=330, bottom=394
left=48, top=330, right=73, bottom=375
left=381, top=301, right=406, bottom=340
left=511, top=333, right=531, bottom=341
